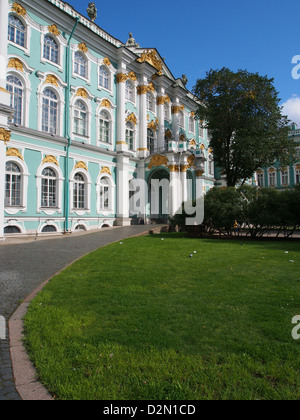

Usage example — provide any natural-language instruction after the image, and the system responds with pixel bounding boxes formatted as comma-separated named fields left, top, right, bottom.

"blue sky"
left=66, top=0, right=300, bottom=124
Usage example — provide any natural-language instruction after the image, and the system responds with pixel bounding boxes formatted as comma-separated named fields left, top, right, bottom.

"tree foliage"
left=192, top=68, right=296, bottom=186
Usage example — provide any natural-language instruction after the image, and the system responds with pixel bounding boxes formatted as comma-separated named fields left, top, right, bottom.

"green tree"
left=193, top=68, right=296, bottom=186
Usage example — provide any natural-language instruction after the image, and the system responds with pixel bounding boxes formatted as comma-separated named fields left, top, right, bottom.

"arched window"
left=74, top=100, right=87, bottom=137
left=41, top=168, right=57, bottom=208
left=99, top=66, right=109, bottom=90
left=99, top=177, right=110, bottom=210
left=99, top=110, right=111, bottom=144
left=5, top=162, right=22, bottom=207
left=6, top=75, right=23, bottom=125
left=42, top=88, right=58, bottom=134
left=74, top=51, right=88, bottom=79
left=125, top=80, right=134, bottom=102
left=8, top=15, right=25, bottom=47
left=43, top=35, right=59, bottom=64
left=73, top=173, right=86, bottom=209
left=147, top=128, right=155, bottom=154
left=146, top=92, right=155, bottom=112
left=41, top=225, right=57, bottom=233
left=126, top=121, right=134, bottom=150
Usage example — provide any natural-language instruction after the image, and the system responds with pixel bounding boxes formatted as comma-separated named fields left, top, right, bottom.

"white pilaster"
left=116, top=62, right=128, bottom=152
left=0, top=0, right=11, bottom=240
left=115, top=154, right=131, bottom=226
left=172, top=97, right=180, bottom=143
left=137, top=76, right=148, bottom=158
left=157, top=86, right=165, bottom=151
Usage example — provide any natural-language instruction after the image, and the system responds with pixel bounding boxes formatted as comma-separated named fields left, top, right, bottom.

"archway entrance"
left=148, top=168, right=170, bottom=223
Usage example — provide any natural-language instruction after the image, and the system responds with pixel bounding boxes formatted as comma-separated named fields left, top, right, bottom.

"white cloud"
left=281, top=95, right=300, bottom=126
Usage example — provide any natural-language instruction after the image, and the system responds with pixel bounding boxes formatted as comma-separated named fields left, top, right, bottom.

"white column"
left=171, top=97, right=180, bottom=143
left=116, top=63, right=128, bottom=152
left=137, top=76, right=148, bottom=158
left=115, top=154, right=131, bottom=226
left=0, top=0, right=11, bottom=240
left=169, top=164, right=180, bottom=216
left=156, top=87, right=165, bottom=151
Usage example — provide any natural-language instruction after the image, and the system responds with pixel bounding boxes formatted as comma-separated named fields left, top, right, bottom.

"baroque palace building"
left=0, top=0, right=215, bottom=238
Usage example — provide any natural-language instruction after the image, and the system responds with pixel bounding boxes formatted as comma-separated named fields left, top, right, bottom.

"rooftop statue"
left=87, top=2, right=97, bottom=21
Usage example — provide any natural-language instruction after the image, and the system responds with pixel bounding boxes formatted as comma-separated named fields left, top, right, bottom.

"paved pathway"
left=0, top=225, right=153, bottom=400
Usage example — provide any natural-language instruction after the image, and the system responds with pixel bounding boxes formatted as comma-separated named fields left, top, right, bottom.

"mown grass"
left=24, top=234, right=300, bottom=400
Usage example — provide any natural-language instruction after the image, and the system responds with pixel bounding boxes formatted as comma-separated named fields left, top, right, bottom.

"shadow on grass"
left=146, top=232, right=300, bottom=254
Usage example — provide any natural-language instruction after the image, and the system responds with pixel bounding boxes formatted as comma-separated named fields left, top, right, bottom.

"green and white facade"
left=255, top=126, right=300, bottom=190
left=0, top=0, right=215, bottom=238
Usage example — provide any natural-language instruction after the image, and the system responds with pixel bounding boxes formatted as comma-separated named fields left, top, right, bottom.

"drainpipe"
left=64, top=17, right=79, bottom=233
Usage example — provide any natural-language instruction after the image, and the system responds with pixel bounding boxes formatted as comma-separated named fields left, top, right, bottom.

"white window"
left=179, top=111, right=184, bottom=129
left=5, top=162, right=22, bottom=207
left=164, top=103, right=170, bottom=120
left=208, top=155, right=214, bottom=176
left=43, top=35, right=59, bottom=64
left=281, top=169, right=289, bottom=186
left=74, top=52, right=88, bottom=79
left=73, top=173, right=86, bottom=209
left=99, top=177, right=110, bottom=210
left=146, top=92, right=155, bottom=112
left=147, top=128, right=155, bottom=154
left=99, top=65, right=110, bottom=90
left=257, top=172, right=264, bottom=187
left=42, top=88, right=58, bottom=135
left=268, top=170, right=276, bottom=187
left=99, top=110, right=111, bottom=144
left=74, top=100, right=88, bottom=137
left=189, top=116, right=195, bottom=133
left=8, top=15, right=25, bottom=48
left=41, top=168, right=57, bottom=208
left=126, top=121, right=134, bottom=150
left=125, top=80, right=134, bottom=102
left=6, top=75, right=23, bottom=125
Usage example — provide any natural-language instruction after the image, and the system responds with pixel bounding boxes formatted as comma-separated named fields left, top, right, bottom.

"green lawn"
left=24, top=234, right=300, bottom=400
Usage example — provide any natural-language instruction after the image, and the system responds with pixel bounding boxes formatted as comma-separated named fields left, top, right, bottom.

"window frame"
left=125, top=121, right=135, bottom=151
left=99, top=65, right=111, bottom=91
left=5, top=161, right=22, bottom=207
left=43, top=34, right=59, bottom=65
left=41, top=87, right=59, bottom=135
left=73, top=100, right=88, bottom=137
left=74, top=51, right=88, bottom=80
left=99, top=109, right=111, bottom=144
left=6, top=74, right=24, bottom=126
left=268, top=169, right=277, bottom=188
left=125, top=79, right=135, bottom=103
left=8, top=14, right=26, bottom=49
left=41, top=167, right=58, bottom=208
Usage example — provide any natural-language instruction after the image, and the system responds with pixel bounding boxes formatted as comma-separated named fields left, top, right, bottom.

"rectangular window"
left=257, top=173, right=264, bottom=187
left=5, top=173, right=21, bottom=206
left=281, top=170, right=289, bottom=186
left=269, top=171, right=276, bottom=187
left=100, top=186, right=109, bottom=210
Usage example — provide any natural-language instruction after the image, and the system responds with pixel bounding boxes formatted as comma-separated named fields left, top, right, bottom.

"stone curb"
left=8, top=227, right=162, bottom=400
